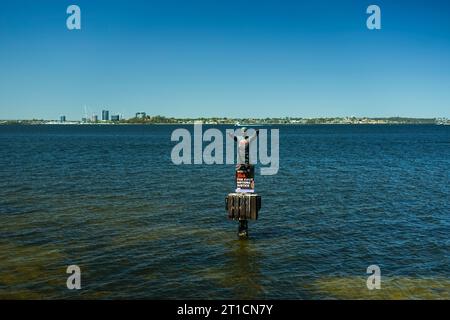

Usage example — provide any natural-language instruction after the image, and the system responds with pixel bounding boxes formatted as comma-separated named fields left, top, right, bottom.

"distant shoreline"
left=0, top=116, right=448, bottom=126
left=0, top=122, right=448, bottom=126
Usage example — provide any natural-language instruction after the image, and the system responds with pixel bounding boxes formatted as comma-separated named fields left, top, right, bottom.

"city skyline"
left=1, top=0, right=450, bottom=119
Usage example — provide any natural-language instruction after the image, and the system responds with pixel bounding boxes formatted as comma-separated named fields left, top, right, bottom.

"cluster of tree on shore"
left=121, top=115, right=439, bottom=125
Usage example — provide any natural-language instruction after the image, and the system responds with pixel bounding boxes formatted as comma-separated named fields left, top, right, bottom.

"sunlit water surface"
left=0, top=124, right=448, bottom=299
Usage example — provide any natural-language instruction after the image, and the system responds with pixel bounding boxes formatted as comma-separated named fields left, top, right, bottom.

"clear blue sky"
left=0, top=0, right=449, bottom=120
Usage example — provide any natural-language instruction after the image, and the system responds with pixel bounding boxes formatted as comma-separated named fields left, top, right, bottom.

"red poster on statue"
left=235, top=164, right=255, bottom=193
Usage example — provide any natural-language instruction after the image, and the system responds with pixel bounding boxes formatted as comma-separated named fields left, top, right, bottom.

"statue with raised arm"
left=228, top=127, right=259, bottom=166
left=226, top=127, right=260, bottom=238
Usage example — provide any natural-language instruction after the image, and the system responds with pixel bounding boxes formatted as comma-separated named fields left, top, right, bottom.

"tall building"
left=102, top=110, right=109, bottom=121
left=92, top=114, right=98, bottom=122
left=60, top=115, right=66, bottom=123
left=135, top=112, right=146, bottom=119
left=111, top=114, right=120, bottom=121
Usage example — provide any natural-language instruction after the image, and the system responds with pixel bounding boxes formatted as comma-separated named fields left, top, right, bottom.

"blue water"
left=0, top=124, right=449, bottom=299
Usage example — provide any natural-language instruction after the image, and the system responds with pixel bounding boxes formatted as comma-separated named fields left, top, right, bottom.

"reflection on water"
left=0, top=124, right=449, bottom=299
left=222, top=240, right=265, bottom=299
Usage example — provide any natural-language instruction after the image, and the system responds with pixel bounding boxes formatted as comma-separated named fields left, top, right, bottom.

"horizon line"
left=1, top=115, right=449, bottom=121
